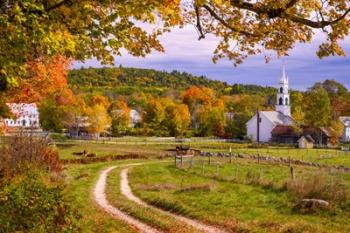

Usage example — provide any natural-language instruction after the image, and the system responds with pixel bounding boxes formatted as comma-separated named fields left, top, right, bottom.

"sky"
left=73, top=25, right=350, bottom=91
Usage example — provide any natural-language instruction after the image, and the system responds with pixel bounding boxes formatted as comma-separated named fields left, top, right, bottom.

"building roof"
left=298, top=135, right=315, bottom=143
left=320, top=127, right=334, bottom=137
left=271, top=125, right=297, bottom=136
left=260, top=111, right=294, bottom=126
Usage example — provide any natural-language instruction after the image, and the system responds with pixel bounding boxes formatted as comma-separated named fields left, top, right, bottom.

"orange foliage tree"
left=9, top=55, right=71, bottom=103
left=181, top=86, right=215, bottom=112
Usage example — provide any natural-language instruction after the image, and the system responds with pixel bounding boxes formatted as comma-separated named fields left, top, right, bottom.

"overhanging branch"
left=228, top=0, right=350, bottom=28
left=202, top=4, right=259, bottom=37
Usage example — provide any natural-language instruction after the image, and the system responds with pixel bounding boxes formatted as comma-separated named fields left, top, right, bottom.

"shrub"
left=0, top=135, right=62, bottom=179
left=0, top=134, right=80, bottom=232
left=286, top=172, right=349, bottom=204
left=0, top=166, right=80, bottom=233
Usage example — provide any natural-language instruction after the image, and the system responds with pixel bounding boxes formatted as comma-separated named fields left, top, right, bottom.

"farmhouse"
left=4, top=103, right=40, bottom=129
left=298, top=135, right=315, bottom=149
left=130, top=109, right=141, bottom=127
left=339, top=116, right=350, bottom=142
left=271, top=125, right=333, bottom=146
left=246, top=67, right=294, bottom=142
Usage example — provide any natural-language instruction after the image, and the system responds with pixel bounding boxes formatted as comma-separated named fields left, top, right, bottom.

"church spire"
left=276, top=66, right=291, bottom=116
left=279, top=65, right=288, bottom=84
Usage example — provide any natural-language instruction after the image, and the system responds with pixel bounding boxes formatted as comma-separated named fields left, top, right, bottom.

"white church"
left=246, top=67, right=294, bottom=142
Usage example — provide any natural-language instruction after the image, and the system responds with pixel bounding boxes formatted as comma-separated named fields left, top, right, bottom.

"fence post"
left=301, top=151, right=304, bottom=162
left=174, top=154, right=177, bottom=167
left=208, top=154, right=211, bottom=165
left=189, top=157, right=193, bottom=169
left=202, top=160, right=205, bottom=175
left=288, top=156, right=291, bottom=167
left=290, top=166, right=295, bottom=180
left=181, top=154, right=183, bottom=168
left=216, top=162, right=219, bottom=176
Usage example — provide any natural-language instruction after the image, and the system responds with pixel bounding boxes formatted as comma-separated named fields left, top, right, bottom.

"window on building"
left=279, top=97, right=283, bottom=105
left=280, top=87, right=283, bottom=93
left=285, top=98, right=289, bottom=105
left=22, top=120, right=26, bottom=126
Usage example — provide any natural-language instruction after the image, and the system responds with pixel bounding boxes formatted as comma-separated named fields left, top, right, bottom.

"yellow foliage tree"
left=86, top=104, right=111, bottom=138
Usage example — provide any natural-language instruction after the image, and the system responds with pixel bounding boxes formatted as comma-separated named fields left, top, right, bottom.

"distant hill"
left=68, top=67, right=276, bottom=96
left=68, top=67, right=226, bottom=92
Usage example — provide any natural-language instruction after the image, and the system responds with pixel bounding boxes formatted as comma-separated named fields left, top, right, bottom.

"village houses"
left=3, top=103, right=40, bottom=130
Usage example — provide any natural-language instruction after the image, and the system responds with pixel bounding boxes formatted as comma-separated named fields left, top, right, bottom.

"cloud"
left=73, top=25, right=350, bottom=91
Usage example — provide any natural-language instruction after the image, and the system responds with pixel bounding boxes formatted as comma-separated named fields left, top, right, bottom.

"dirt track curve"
left=94, top=165, right=160, bottom=233
left=94, top=164, right=226, bottom=233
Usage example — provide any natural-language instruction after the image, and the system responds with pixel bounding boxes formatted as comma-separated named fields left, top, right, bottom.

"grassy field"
left=64, top=159, right=202, bottom=232
left=57, top=139, right=350, bottom=167
left=61, top=140, right=350, bottom=232
left=129, top=159, right=350, bottom=232
left=105, top=163, right=201, bottom=233
left=213, top=147, right=350, bottom=167
left=57, top=141, right=174, bottom=160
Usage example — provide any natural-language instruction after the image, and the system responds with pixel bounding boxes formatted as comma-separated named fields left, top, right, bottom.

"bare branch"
left=195, top=6, right=206, bottom=40
left=229, top=0, right=350, bottom=28
left=46, top=0, right=71, bottom=12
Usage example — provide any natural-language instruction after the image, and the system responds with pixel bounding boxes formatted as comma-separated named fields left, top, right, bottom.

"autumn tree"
left=0, top=0, right=183, bottom=88
left=86, top=104, right=111, bottom=138
left=311, top=80, right=350, bottom=118
left=109, top=100, right=131, bottom=136
left=194, top=99, right=226, bottom=137
left=290, top=92, right=305, bottom=133
left=2, top=1, right=350, bottom=90
left=182, top=86, right=215, bottom=113
left=187, top=0, right=350, bottom=65
left=224, top=94, right=265, bottom=138
left=8, top=56, right=71, bottom=103
left=303, top=86, right=331, bottom=128
left=329, top=119, right=344, bottom=145
left=39, top=90, right=83, bottom=132
left=143, top=98, right=167, bottom=127
left=143, top=98, right=174, bottom=136
left=166, top=104, right=191, bottom=137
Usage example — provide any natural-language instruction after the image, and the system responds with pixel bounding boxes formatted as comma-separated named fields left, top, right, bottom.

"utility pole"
left=257, top=109, right=260, bottom=144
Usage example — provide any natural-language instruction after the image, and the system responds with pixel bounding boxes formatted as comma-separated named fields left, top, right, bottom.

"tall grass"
left=286, top=172, right=349, bottom=204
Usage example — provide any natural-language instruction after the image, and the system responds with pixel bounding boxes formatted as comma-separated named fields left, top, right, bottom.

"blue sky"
left=73, top=26, right=350, bottom=91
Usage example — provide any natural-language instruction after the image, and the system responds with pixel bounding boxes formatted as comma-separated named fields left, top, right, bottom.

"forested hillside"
left=68, top=67, right=227, bottom=92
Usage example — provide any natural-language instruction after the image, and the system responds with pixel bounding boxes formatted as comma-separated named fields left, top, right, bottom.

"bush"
left=0, top=134, right=80, bottom=232
left=0, top=166, right=80, bottom=233
left=0, top=135, right=61, bottom=179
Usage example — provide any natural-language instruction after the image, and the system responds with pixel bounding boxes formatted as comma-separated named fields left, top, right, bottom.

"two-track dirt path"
left=93, top=165, right=160, bottom=233
left=120, top=167, right=226, bottom=233
left=93, top=162, right=226, bottom=233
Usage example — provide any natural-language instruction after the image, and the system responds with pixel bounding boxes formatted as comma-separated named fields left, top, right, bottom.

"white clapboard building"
left=4, top=103, right=40, bottom=129
left=339, top=116, right=350, bottom=142
left=130, top=109, right=141, bottom=127
left=246, top=67, right=294, bottom=142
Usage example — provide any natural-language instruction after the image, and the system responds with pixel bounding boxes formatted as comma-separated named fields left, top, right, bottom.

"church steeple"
left=275, top=66, right=291, bottom=116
